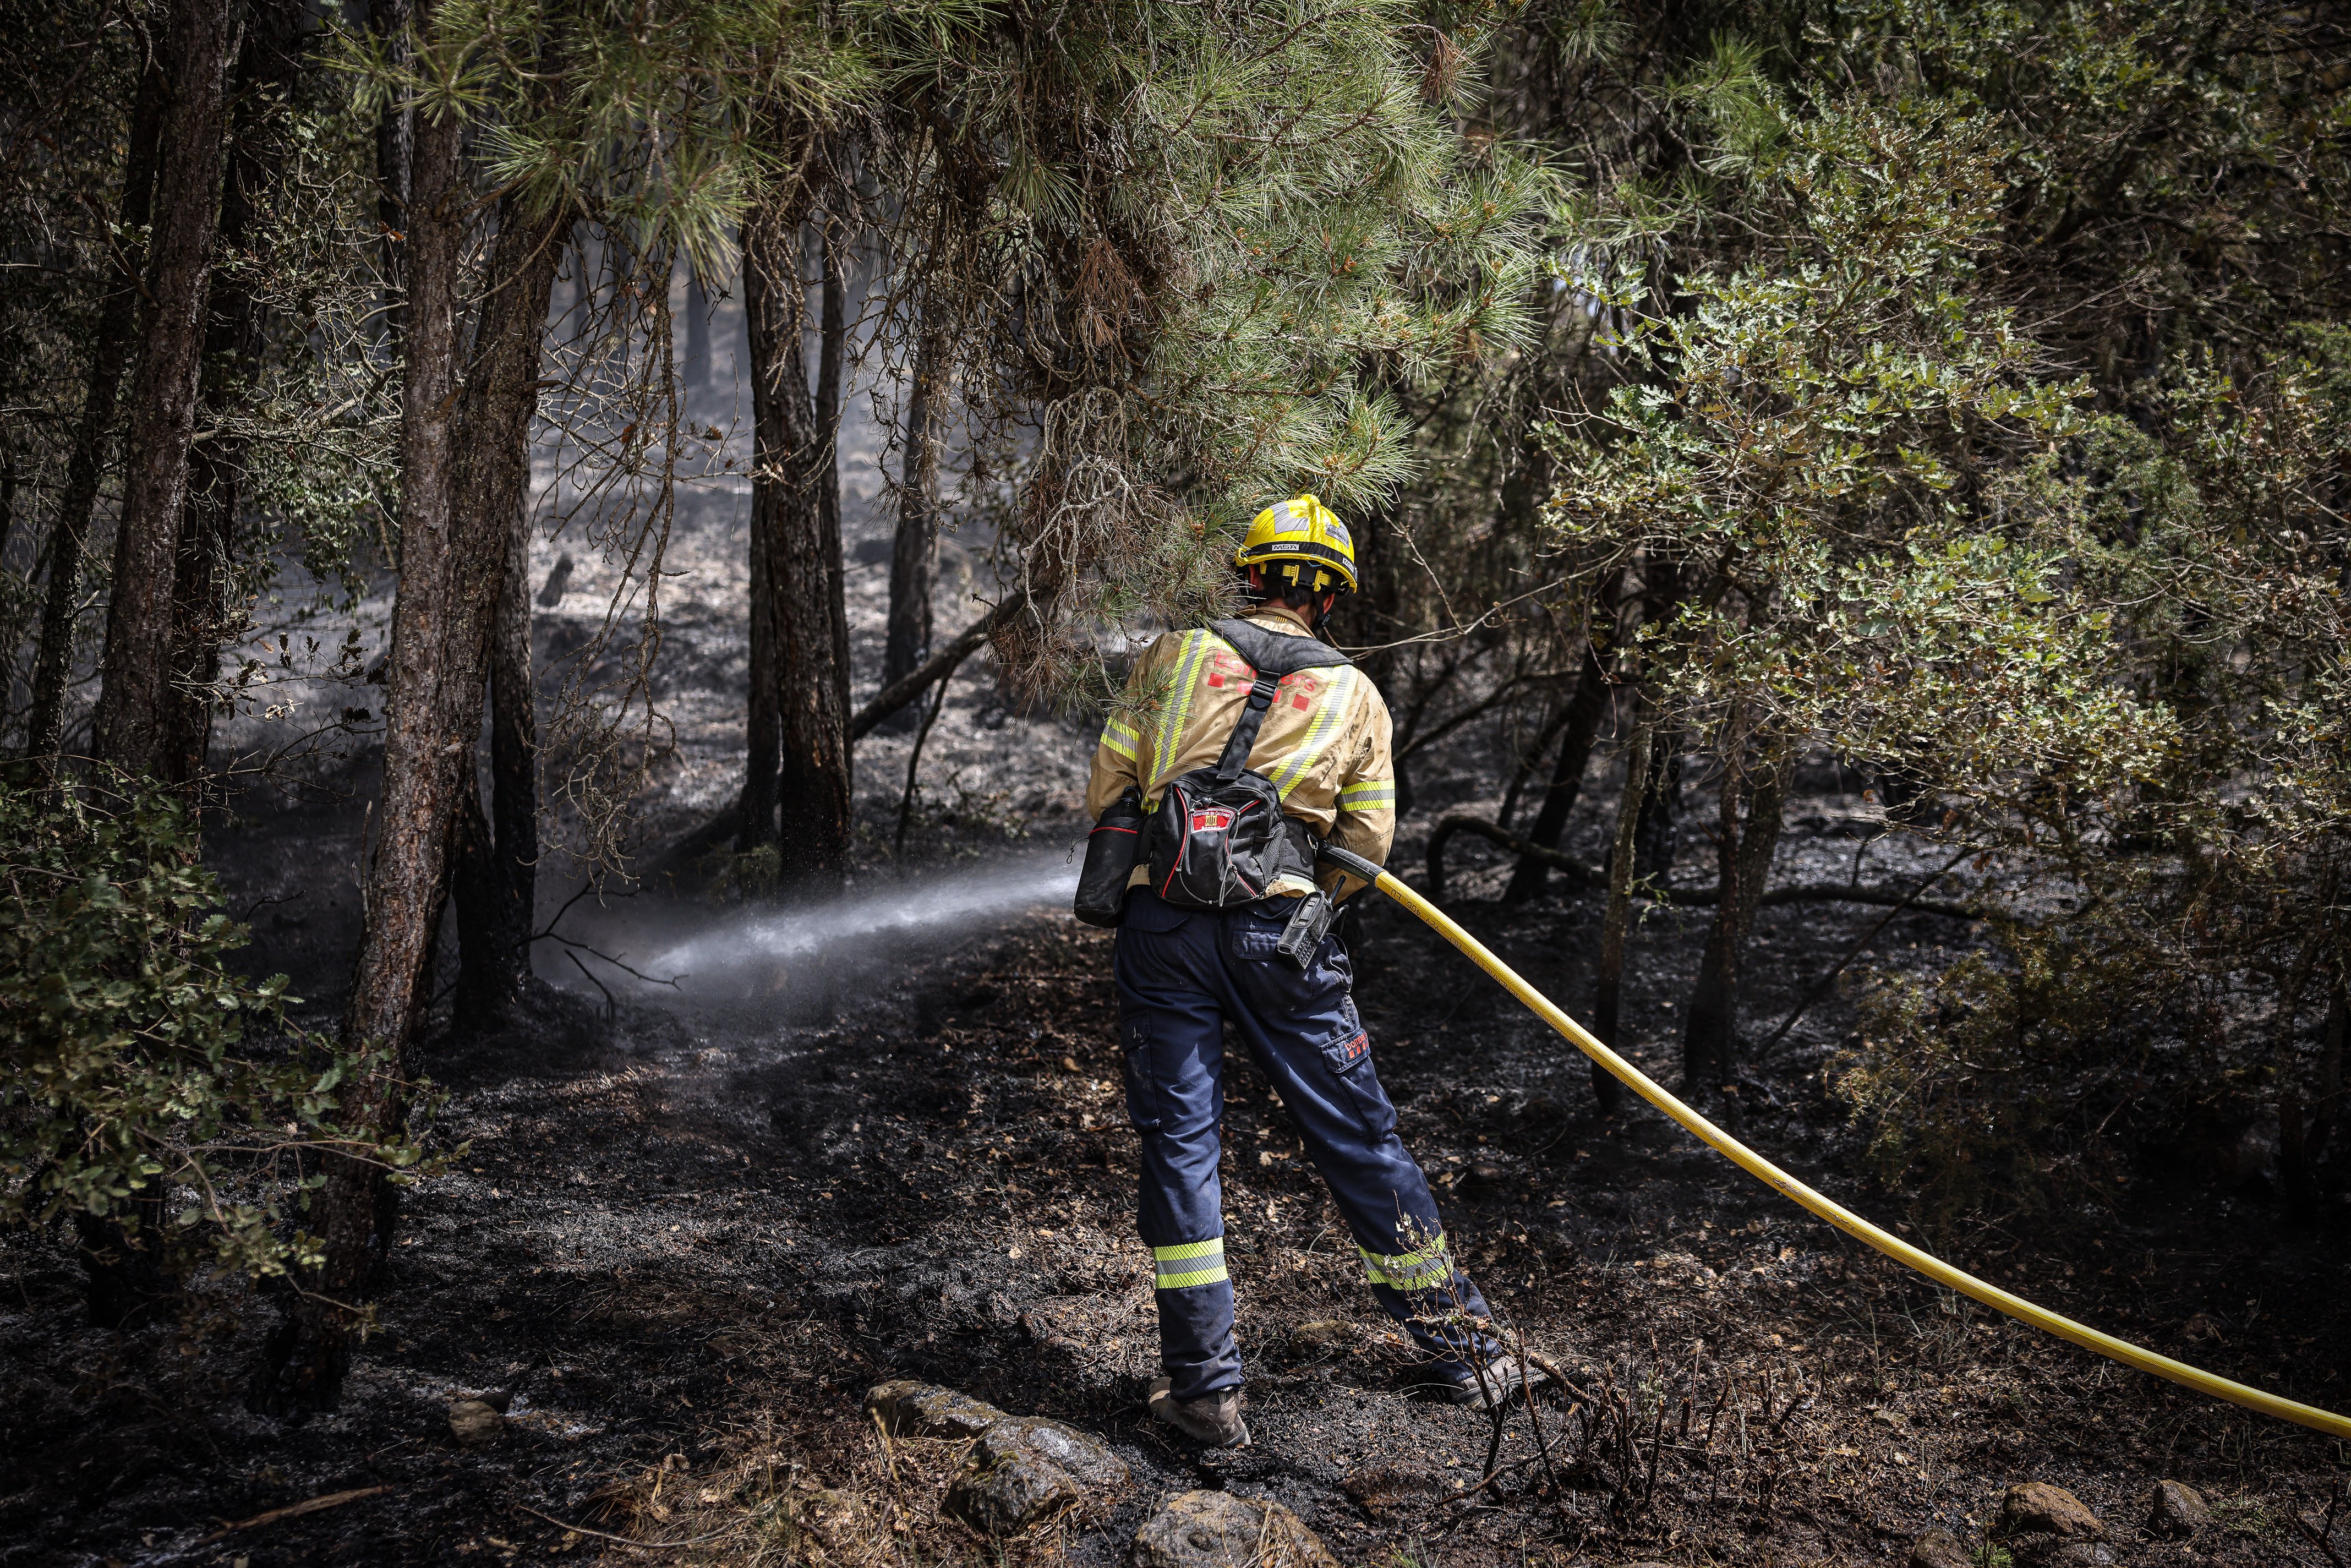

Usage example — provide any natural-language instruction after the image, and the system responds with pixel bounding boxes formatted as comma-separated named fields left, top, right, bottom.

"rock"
left=987, top=1416, right=1130, bottom=1491
left=1909, top=1527, right=1975, bottom=1568
left=943, top=1416, right=1129, bottom=1536
left=1134, top=1490, right=1339, bottom=1568
left=1997, top=1481, right=2104, bottom=1540
left=863, top=1380, right=1004, bottom=1440
left=760, top=1487, right=874, bottom=1564
left=2148, top=1479, right=2208, bottom=1537
left=447, top=1398, right=505, bottom=1445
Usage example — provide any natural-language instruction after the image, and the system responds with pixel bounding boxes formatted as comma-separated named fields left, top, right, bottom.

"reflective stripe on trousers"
left=1113, top=888, right=1500, bottom=1400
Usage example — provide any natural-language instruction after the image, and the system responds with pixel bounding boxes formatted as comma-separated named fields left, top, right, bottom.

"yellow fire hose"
left=1316, top=844, right=2351, bottom=1442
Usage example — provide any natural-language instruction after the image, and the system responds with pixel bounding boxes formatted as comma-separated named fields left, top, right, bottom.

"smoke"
left=581, top=851, right=1081, bottom=1007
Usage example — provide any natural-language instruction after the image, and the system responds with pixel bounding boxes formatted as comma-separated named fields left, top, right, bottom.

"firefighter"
left=1086, top=495, right=1545, bottom=1449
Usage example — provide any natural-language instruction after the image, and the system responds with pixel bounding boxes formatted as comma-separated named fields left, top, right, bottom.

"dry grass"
left=594, top=1413, right=1103, bottom=1566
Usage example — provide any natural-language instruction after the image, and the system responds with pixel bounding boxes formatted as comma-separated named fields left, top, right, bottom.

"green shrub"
left=0, top=775, right=424, bottom=1283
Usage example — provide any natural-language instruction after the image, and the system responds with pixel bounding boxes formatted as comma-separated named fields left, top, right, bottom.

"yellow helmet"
left=1235, top=494, right=1357, bottom=595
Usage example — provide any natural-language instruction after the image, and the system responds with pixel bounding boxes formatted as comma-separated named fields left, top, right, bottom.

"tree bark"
left=1502, top=637, right=1611, bottom=903
left=89, top=0, right=240, bottom=782
left=1589, top=713, right=1653, bottom=1117
left=370, top=0, right=413, bottom=349
left=0, top=450, right=15, bottom=567
left=161, top=0, right=309, bottom=788
left=736, top=212, right=802, bottom=853
left=259, top=131, right=565, bottom=1409
left=882, top=326, right=943, bottom=716
left=683, top=264, right=710, bottom=388
left=737, top=205, right=850, bottom=889
left=453, top=493, right=540, bottom=1013
left=1631, top=727, right=1682, bottom=881
left=25, top=62, right=166, bottom=780
left=779, top=221, right=852, bottom=886
left=1681, top=742, right=1788, bottom=1092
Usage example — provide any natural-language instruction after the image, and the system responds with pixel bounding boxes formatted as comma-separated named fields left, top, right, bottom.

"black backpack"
left=1143, top=618, right=1352, bottom=909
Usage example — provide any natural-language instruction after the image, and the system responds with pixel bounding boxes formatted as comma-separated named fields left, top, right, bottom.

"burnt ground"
left=3, top=759, right=2349, bottom=1568
left=3, top=329, right=2346, bottom=1563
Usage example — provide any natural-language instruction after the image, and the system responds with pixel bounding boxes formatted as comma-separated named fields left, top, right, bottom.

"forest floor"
left=5, top=457, right=2348, bottom=1565
left=3, top=764, right=2348, bottom=1568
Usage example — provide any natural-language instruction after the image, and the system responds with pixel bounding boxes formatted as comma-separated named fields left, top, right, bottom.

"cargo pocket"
left=1120, top=1013, right=1163, bottom=1132
left=1319, top=1010, right=1397, bottom=1138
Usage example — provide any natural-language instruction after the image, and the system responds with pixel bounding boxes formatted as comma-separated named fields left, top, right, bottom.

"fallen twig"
left=1756, top=845, right=1975, bottom=1053
left=197, top=1485, right=389, bottom=1544
left=850, top=590, right=1027, bottom=740
left=515, top=1504, right=730, bottom=1551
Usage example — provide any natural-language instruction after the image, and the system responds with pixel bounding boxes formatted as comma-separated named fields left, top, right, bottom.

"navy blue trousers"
left=1114, top=889, right=1500, bottom=1400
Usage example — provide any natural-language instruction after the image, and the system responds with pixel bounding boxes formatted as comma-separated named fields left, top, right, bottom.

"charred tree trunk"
left=779, top=221, right=851, bottom=887
left=1589, top=713, right=1654, bottom=1118
left=89, top=0, right=239, bottom=782
left=736, top=212, right=804, bottom=854
left=1631, top=728, right=1682, bottom=881
left=737, top=205, right=850, bottom=888
left=883, top=328, right=942, bottom=701
left=258, top=138, right=565, bottom=1409
left=2318, top=975, right=2347, bottom=1166
left=453, top=495, right=541, bottom=1014
left=1681, top=742, right=1787, bottom=1093
left=370, top=0, right=413, bottom=349
left=161, top=0, right=309, bottom=787
left=1502, top=638, right=1611, bottom=903
left=0, top=449, right=15, bottom=565
left=25, top=63, right=166, bottom=780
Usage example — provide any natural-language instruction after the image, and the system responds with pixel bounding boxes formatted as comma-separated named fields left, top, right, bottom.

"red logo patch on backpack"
left=1190, top=807, right=1233, bottom=833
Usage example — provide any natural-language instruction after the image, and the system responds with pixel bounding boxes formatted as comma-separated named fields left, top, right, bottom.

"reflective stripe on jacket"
left=1085, top=609, right=1394, bottom=897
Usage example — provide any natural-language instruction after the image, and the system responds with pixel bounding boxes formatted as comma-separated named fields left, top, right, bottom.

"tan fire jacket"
left=1086, top=608, right=1395, bottom=898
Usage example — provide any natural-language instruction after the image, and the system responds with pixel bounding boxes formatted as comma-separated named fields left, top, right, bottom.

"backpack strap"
left=1208, top=617, right=1350, bottom=677
left=1214, top=674, right=1282, bottom=782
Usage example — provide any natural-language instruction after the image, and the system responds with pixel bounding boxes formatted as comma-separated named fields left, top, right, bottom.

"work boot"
left=1434, top=1356, right=1551, bottom=1411
left=1149, top=1375, right=1251, bottom=1448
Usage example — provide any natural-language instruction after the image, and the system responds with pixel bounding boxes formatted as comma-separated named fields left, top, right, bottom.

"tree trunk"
left=779, top=221, right=851, bottom=887
left=684, top=264, right=710, bottom=388
left=370, top=0, right=413, bottom=350
left=1631, top=728, right=1683, bottom=881
left=2306, top=973, right=2345, bottom=1170
left=89, top=0, right=239, bottom=782
left=1589, top=713, right=1654, bottom=1118
left=25, top=62, right=166, bottom=780
left=161, top=0, right=309, bottom=788
left=455, top=494, right=542, bottom=1013
left=882, top=327, right=942, bottom=707
left=1502, top=638, right=1612, bottom=903
left=738, top=206, right=850, bottom=888
left=258, top=133, right=564, bottom=1409
left=1681, top=743, right=1787, bottom=1092
left=736, top=212, right=802, bottom=853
